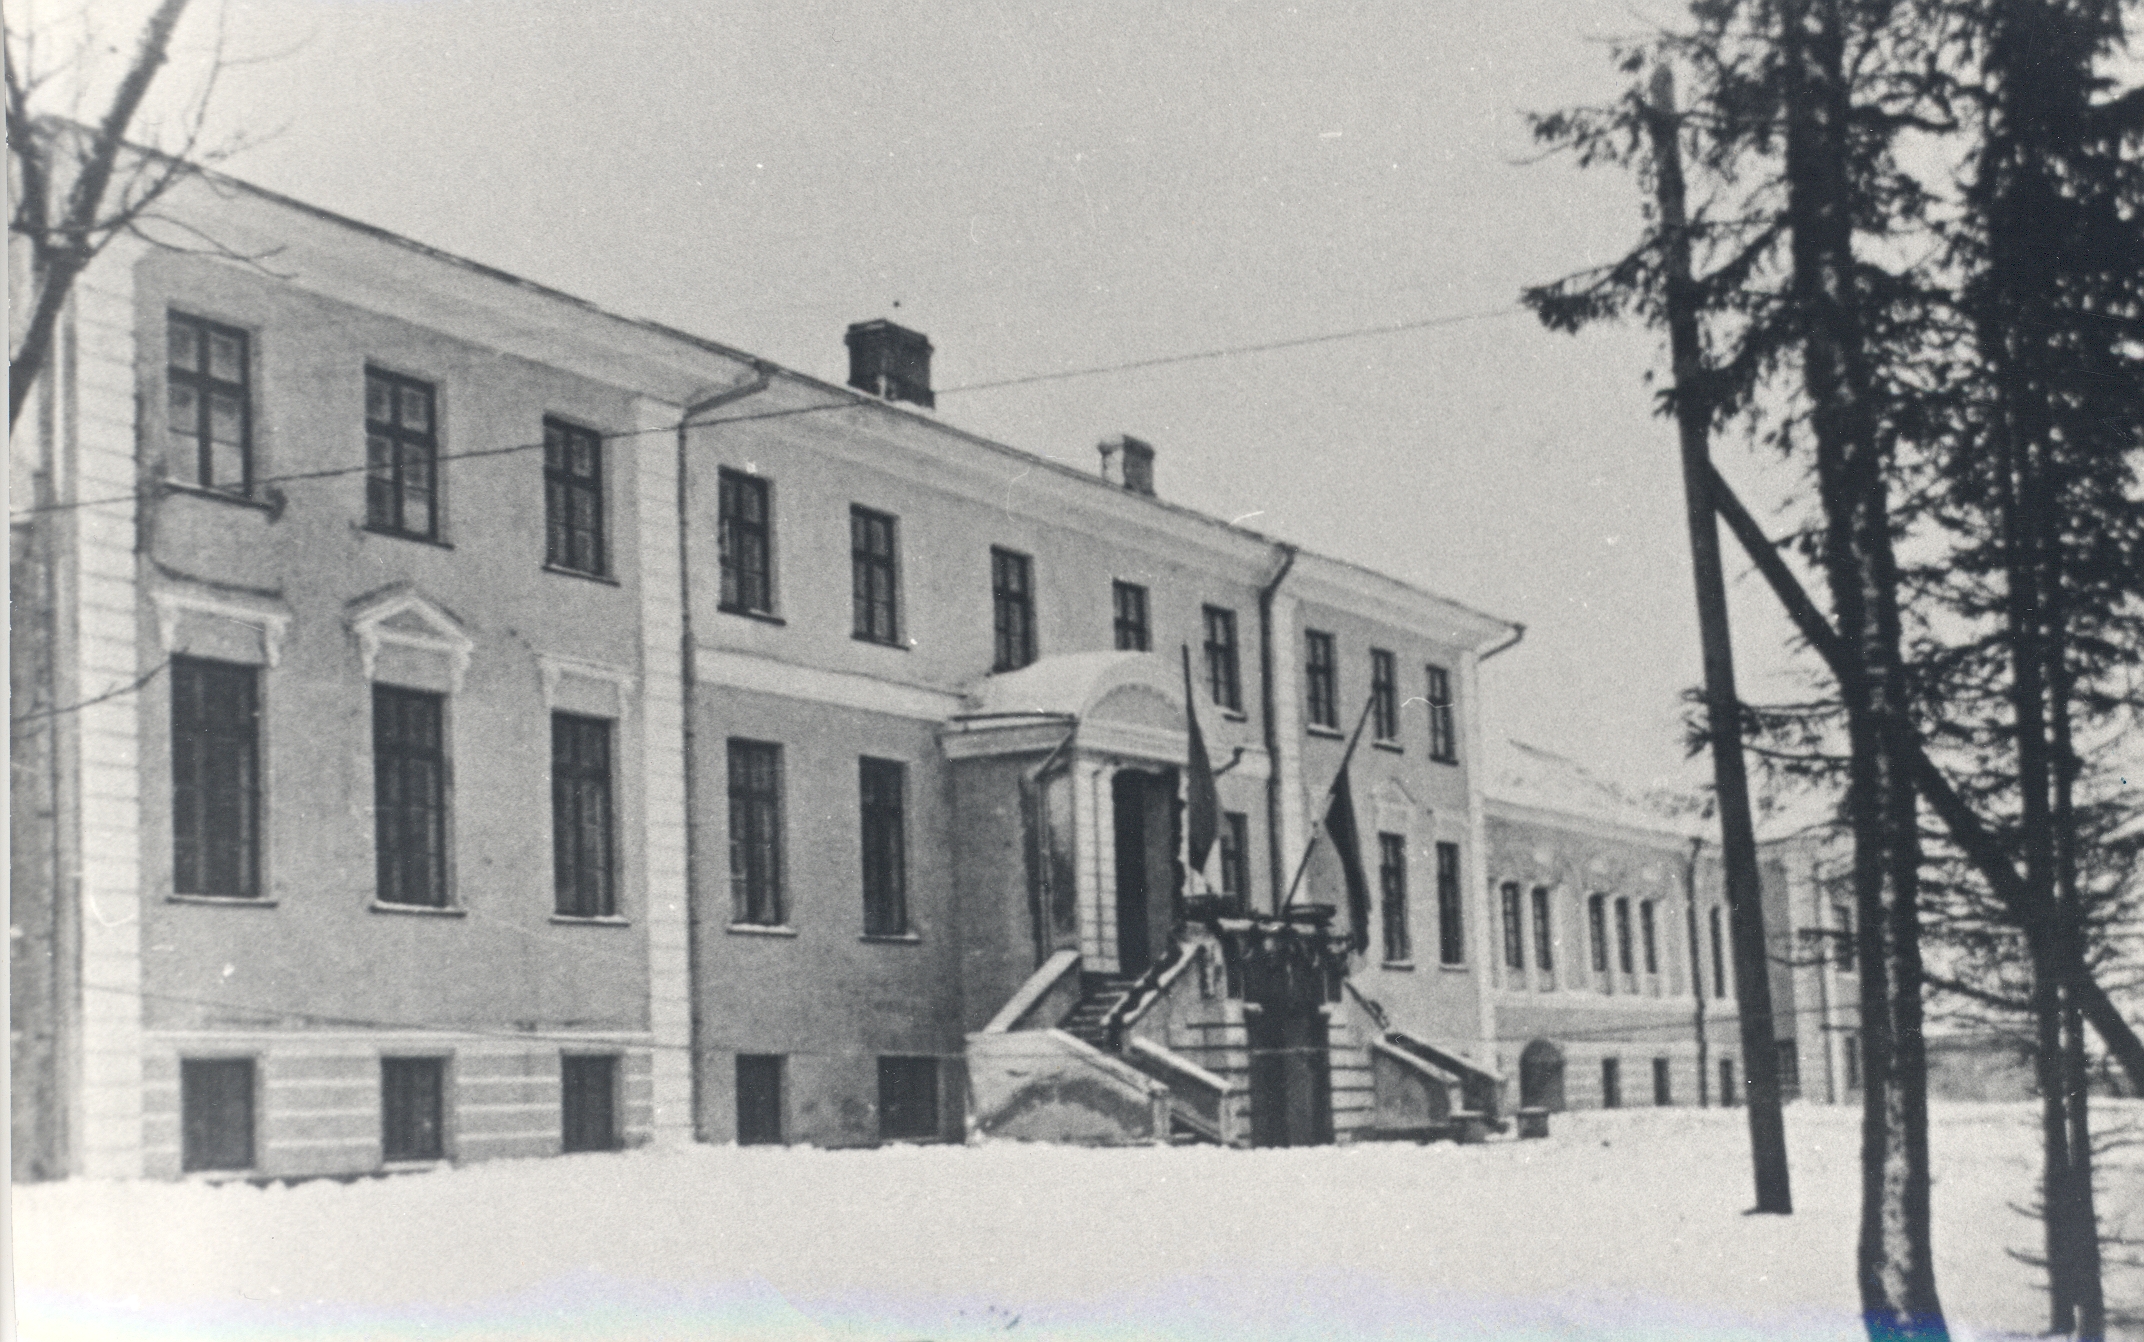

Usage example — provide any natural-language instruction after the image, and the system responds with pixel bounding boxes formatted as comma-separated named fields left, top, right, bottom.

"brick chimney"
left=845, top=320, right=934, bottom=409
left=1098, top=434, right=1155, bottom=496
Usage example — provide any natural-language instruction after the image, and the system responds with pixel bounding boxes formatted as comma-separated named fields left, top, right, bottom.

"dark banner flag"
left=1181, top=645, right=1219, bottom=879
left=1324, top=762, right=1373, bottom=953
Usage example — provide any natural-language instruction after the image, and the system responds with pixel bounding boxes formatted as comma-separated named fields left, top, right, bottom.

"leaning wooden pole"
left=1643, top=67, right=1793, bottom=1214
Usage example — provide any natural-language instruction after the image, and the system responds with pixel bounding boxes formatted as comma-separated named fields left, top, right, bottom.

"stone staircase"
left=1059, top=973, right=1137, bottom=1049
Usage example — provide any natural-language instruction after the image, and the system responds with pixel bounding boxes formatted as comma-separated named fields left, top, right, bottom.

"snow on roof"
left=1481, top=738, right=1704, bottom=842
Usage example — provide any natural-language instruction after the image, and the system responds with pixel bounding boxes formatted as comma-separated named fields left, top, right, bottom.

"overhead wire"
left=8, top=301, right=1523, bottom=520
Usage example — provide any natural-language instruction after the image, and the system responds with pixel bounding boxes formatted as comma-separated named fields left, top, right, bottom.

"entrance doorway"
left=1111, top=769, right=1176, bottom=976
left=1519, top=1039, right=1567, bottom=1112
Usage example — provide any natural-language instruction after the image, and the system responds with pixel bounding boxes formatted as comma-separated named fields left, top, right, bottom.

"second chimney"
left=1098, top=434, right=1155, bottom=496
left=845, top=319, right=935, bottom=409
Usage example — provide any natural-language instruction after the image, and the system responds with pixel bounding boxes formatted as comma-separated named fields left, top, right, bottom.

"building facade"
left=13, top=164, right=1549, bottom=1179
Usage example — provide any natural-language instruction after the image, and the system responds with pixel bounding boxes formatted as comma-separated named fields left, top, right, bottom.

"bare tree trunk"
left=7, top=0, right=193, bottom=427
left=1776, top=1, right=1945, bottom=1335
left=1644, top=66, right=1791, bottom=1212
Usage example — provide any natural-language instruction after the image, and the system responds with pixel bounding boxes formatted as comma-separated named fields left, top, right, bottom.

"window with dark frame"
left=1832, top=902, right=1856, bottom=973
left=1614, top=896, right=1635, bottom=975
left=1653, top=1057, right=1673, bottom=1106
left=1588, top=893, right=1610, bottom=975
left=1111, top=581, right=1151, bottom=652
left=1640, top=899, right=1659, bottom=975
left=1844, top=1032, right=1862, bottom=1089
left=365, top=368, right=439, bottom=540
left=736, top=1054, right=784, bottom=1146
left=373, top=685, right=449, bottom=909
left=167, top=312, right=251, bottom=495
left=1531, top=886, right=1554, bottom=973
left=171, top=656, right=260, bottom=899
left=552, top=713, right=615, bottom=919
left=851, top=506, right=900, bottom=644
left=181, top=1058, right=254, bottom=1172
left=728, top=739, right=784, bottom=926
left=381, top=1057, right=445, bottom=1162
left=560, top=1054, right=619, bottom=1152
left=1426, top=664, right=1456, bottom=762
left=1776, top=1038, right=1802, bottom=1099
left=990, top=547, right=1035, bottom=671
left=1305, top=630, right=1338, bottom=729
left=1501, top=881, right=1525, bottom=970
left=1370, top=649, right=1398, bottom=741
left=859, top=757, right=908, bottom=937
left=1219, top=811, right=1250, bottom=904
left=1721, top=1057, right=1738, bottom=1106
left=1435, top=841, right=1464, bottom=966
left=877, top=1056, right=939, bottom=1140
left=1710, top=905, right=1728, bottom=998
left=543, top=418, right=606, bottom=576
left=718, top=469, right=774, bottom=614
left=1202, top=606, right=1241, bottom=712
left=1379, top=833, right=1411, bottom=963
left=1601, top=1056, right=1622, bottom=1109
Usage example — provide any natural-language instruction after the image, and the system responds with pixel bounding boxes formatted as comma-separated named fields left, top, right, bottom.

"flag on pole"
left=1181, top=645, right=1220, bottom=880
left=1324, top=764, right=1373, bottom=953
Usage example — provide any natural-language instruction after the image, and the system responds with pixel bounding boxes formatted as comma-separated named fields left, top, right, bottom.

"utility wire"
left=9, top=302, right=1523, bottom=520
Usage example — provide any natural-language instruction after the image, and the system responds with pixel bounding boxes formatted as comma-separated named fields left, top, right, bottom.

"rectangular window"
left=1601, top=1057, right=1622, bottom=1109
left=181, top=1058, right=255, bottom=1172
left=1202, top=606, right=1242, bottom=712
left=1710, top=905, right=1728, bottom=999
left=543, top=418, right=605, bottom=575
left=1435, top=841, right=1464, bottom=966
left=1776, top=1039, right=1802, bottom=1100
left=560, top=1054, right=619, bottom=1152
left=1111, top=581, right=1150, bottom=652
left=381, top=1057, right=445, bottom=1162
left=878, top=1056, right=940, bottom=1140
left=1379, top=833, right=1411, bottom=963
left=1370, top=649, right=1398, bottom=741
left=167, top=312, right=250, bottom=494
left=1843, top=1033, right=1862, bottom=1089
left=1588, top=893, right=1610, bottom=975
left=859, top=757, right=908, bottom=936
left=1500, top=881, right=1525, bottom=970
left=171, top=656, right=260, bottom=899
left=1832, top=903, right=1856, bottom=973
left=1305, top=630, right=1338, bottom=729
left=990, top=547, right=1036, bottom=672
left=373, top=685, right=449, bottom=908
left=1640, top=899, right=1659, bottom=975
left=1720, top=1057, right=1738, bottom=1107
left=552, top=713, right=615, bottom=918
left=728, top=739, right=785, bottom=926
left=736, top=1054, right=784, bottom=1146
left=1426, top=664, right=1457, bottom=763
left=718, top=469, right=774, bottom=614
left=1219, top=811, right=1251, bottom=904
left=851, top=506, right=900, bottom=644
left=1614, top=897, right=1635, bottom=975
left=1652, top=1057, right=1673, bottom=1106
left=365, top=368, right=439, bottom=540
left=1531, top=887, right=1555, bottom=973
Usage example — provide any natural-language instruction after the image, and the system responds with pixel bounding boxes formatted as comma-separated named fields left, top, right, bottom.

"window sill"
left=1380, top=960, right=1415, bottom=972
left=167, top=893, right=277, bottom=908
left=860, top=932, right=921, bottom=945
left=852, top=633, right=908, bottom=650
left=1438, top=961, right=1470, bottom=973
left=363, top=526, right=453, bottom=550
left=726, top=923, right=797, bottom=938
left=1219, top=708, right=1248, bottom=723
left=381, top=1158, right=447, bottom=1174
left=370, top=901, right=465, bottom=917
left=718, top=606, right=785, bottom=626
left=1429, top=754, right=1459, bottom=767
left=160, top=480, right=276, bottom=513
left=551, top=914, right=630, bottom=927
left=1305, top=724, right=1345, bottom=740
left=543, top=564, right=619, bottom=587
left=1372, top=739, right=1404, bottom=754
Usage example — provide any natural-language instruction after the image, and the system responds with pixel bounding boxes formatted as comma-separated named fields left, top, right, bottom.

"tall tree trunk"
left=1776, top=1, right=1945, bottom=1335
left=1644, top=66, right=1792, bottom=1212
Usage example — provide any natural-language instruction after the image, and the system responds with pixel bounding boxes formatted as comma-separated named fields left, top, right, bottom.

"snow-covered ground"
left=12, top=1101, right=2142, bottom=1341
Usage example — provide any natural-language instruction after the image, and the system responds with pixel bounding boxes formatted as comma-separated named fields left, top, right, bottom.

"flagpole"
left=1279, top=691, right=1378, bottom=911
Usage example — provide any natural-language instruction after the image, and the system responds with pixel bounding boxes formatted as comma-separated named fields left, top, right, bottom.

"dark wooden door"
left=181, top=1058, right=254, bottom=1171
left=1113, top=772, right=1151, bottom=975
left=1247, top=996, right=1334, bottom=1147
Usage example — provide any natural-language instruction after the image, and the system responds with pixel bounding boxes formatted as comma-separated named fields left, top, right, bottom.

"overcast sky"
left=94, top=0, right=1828, bottom=795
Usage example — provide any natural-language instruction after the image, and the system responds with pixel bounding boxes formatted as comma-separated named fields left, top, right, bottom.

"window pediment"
left=348, top=586, right=473, bottom=693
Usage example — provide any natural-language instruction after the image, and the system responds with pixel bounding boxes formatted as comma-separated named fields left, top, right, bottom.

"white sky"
left=70, top=0, right=1831, bottom=793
